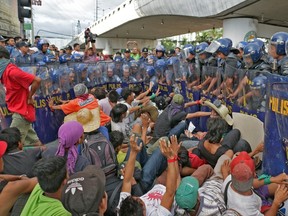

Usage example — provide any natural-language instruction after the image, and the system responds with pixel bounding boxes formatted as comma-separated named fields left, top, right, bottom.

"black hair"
left=108, top=90, right=119, bottom=103
left=121, top=87, right=132, bottom=100
left=35, top=35, right=40, bottom=39
left=0, top=127, right=21, bottom=152
left=119, top=196, right=144, bottom=216
left=14, top=36, right=22, bottom=42
left=115, top=51, right=121, bottom=55
left=32, top=156, right=67, bottom=193
left=109, top=131, right=124, bottom=149
left=0, top=46, right=10, bottom=59
left=154, top=96, right=167, bottom=110
left=110, top=104, right=128, bottom=123
left=92, top=87, right=107, bottom=100
left=178, top=146, right=190, bottom=167
left=132, top=86, right=143, bottom=97
left=73, top=43, right=80, bottom=48
left=205, top=118, right=229, bottom=144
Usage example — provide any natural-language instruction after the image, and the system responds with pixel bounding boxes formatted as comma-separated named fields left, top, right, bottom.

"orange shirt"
left=61, top=94, right=111, bottom=126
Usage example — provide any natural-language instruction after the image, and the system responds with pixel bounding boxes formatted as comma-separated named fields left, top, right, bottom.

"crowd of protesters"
left=0, top=31, right=288, bottom=216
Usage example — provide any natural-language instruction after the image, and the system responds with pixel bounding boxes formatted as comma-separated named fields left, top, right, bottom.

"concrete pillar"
left=223, top=18, right=258, bottom=46
left=102, top=39, right=112, bottom=55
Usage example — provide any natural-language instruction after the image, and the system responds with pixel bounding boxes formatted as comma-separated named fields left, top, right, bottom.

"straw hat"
left=64, top=108, right=100, bottom=132
left=204, top=100, right=234, bottom=126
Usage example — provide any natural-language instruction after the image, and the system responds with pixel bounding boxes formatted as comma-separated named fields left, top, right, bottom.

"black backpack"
left=82, top=132, right=117, bottom=177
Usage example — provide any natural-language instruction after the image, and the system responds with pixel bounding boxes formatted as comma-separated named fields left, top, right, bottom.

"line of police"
left=3, top=32, right=288, bottom=112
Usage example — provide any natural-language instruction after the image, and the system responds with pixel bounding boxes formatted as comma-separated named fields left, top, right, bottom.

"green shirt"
left=21, top=184, right=71, bottom=216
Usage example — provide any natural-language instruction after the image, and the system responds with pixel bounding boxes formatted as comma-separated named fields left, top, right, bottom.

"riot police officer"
left=31, top=39, right=53, bottom=64
left=269, top=32, right=288, bottom=75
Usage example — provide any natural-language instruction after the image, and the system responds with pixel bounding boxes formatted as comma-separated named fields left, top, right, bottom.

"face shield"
left=181, top=47, right=190, bottom=59
left=205, top=41, right=221, bottom=54
left=243, top=53, right=254, bottom=69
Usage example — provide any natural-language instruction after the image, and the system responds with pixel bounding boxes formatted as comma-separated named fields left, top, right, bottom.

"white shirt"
left=222, top=175, right=263, bottom=216
left=117, top=184, right=173, bottom=216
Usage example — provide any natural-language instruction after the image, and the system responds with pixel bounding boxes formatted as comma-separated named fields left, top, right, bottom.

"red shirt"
left=188, top=152, right=207, bottom=169
left=1, top=64, right=36, bottom=122
left=61, top=94, right=111, bottom=126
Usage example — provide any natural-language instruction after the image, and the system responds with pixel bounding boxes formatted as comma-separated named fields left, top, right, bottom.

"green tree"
left=161, top=39, right=177, bottom=51
left=195, top=28, right=223, bottom=44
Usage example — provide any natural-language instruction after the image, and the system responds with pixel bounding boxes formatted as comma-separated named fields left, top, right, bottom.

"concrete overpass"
left=67, top=0, right=288, bottom=54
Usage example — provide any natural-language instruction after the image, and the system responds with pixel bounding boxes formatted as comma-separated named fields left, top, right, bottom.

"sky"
left=31, top=0, right=125, bottom=47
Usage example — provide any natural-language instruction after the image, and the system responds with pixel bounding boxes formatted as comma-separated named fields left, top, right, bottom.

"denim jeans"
left=168, top=121, right=187, bottom=139
left=139, top=148, right=167, bottom=193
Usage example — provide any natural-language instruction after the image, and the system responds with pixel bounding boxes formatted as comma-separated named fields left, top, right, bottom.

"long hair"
left=205, top=118, right=229, bottom=144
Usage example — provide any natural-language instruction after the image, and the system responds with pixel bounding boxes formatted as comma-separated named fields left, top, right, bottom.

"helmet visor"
left=205, top=41, right=221, bottom=54
left=243, top=53, right=253, bottom=68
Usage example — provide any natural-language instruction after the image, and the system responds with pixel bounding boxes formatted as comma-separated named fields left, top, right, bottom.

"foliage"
left=195, top=28, right=223, bottom=44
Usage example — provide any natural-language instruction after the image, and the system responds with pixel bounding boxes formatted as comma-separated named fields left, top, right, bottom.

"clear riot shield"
left=121, top=64, right=136, bottom=83
left=37, top=65, right=53, bottom=97
left=239, top=73, right=268, bottom=112
left=97, top=61, right=107, bottom=77
left=106, top=62, right=121, bottom=83
left=200, top=65, right=218, bottom=91
left=74, top=63, right=89, bottom=85
left=58, top=65, right=71, bottom=93
left=187, top=62, right=201, bottom=88
left=138, top=62, right=146, bottom=82
left=155, top=59, right=167, bottom=82
left=218, top=64, right=238, bottom=98
left=227, top=68, right=247, bottom=99
left=113, top=60, right=123, bottom=78
left=130, top=60, right=141, bottom=81
left=19, top=65, right=38, bottom=75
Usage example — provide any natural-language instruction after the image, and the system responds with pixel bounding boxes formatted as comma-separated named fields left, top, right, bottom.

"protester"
left=0, top=46, right=42, bottom=146
left=21, top=156, right=71, bottom=216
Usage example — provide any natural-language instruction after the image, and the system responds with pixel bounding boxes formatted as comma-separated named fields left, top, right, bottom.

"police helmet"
left=216, top=38, right=232, bottom=56
left=236, top=41, right=248, bottom=50
left=196, top=42, right=209, bottom=55
left=270, top=32, right=288, bottom=55
left=37, top=39, right=49, bottom=51
left=243, top=43, right=263, bottom=63
left=156, top=45, right=165, bottom=53
left=250, top=74, right=267, bottom=95
left=146, top=66, right=156, bottom=77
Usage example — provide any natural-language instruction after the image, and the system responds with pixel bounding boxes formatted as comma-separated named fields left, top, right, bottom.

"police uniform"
left=278, top=56, right=288, bottom=76
left=31, top=51, right=47, bottom=64
left=14, top=51, right=32, bottom=65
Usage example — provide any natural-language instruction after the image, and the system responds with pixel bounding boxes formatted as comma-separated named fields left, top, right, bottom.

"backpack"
left=81, top=132, right=117, bottom=177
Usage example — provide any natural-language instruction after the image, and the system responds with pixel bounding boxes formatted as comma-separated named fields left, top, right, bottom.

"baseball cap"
left=142, top=47, right=148, bottom=53
left=61, top=165, right=106, bottom=215
left=0, top=141, right=7, bottom=158
left=230, top=151, right=255, bottom=192
left=173, top=94, right=184, bottom=105
left=124, top=48, right=130, bottom=53
left=73, top=83, right=88, bottom=97
left=175, top=176, right=199, bottom=210
left=18, top=41, right=29, bottom=47
left=0, top=35, right=7, bottom=42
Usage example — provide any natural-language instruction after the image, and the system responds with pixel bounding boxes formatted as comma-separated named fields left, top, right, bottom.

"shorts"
left=10, top=113, right=39, bottom=146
